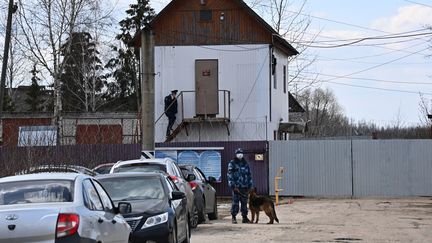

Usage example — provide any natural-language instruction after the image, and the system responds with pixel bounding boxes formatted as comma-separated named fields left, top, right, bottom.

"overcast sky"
left=95, top=0, right=432, bottom=126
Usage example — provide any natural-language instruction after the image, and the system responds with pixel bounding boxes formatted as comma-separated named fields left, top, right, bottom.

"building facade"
left=136, top=0, right=298, bottom=143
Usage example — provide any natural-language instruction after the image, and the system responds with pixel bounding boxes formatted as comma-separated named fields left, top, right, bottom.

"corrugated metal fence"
left=0, top=141, right=268, bottom=197
left=270, top=140, right=432, bottom=197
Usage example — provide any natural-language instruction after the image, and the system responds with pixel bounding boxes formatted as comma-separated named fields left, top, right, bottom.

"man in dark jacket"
left=164, top=90, right=178, bottom=137
left=227, top=148, right=253, bottom=224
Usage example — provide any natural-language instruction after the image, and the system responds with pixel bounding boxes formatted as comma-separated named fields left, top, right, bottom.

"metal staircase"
left=155, top=90, right=231, bottom=143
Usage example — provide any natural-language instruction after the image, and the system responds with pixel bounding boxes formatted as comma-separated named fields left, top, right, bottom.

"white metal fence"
left=269, top=140, right=432, bottom=197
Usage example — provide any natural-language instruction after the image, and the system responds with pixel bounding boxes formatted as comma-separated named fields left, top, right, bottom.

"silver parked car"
left=0, top=173, right=132, bottom=243
left=110, top=158, right=199, bottom=228
left=179, top=164, right=218, bottom=221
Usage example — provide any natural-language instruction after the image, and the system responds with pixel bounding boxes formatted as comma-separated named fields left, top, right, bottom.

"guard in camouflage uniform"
left=227, top=148, right=253, bottom=224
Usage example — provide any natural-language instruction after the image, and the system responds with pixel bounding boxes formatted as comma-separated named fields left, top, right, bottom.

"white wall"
left=154, top=44, right=288, bottom=142
left=270, top=48, right=290, bottom=140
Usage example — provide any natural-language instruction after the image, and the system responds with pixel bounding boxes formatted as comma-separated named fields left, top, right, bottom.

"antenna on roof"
left=141, top=150, right=155, bottom=159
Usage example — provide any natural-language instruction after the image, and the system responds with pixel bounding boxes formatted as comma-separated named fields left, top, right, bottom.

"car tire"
left=190, top=205, right=199, bottom=228
left=169, top=222, right=178, bottom=243
left=208, top=197, right=218, bottom=220
left=198, top=197, right=206, bottom=223
left=181, top=216, right=191, bottom=243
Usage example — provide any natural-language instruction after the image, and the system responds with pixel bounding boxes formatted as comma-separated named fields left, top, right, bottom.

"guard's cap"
left=235, top=148, right=244, bottom=154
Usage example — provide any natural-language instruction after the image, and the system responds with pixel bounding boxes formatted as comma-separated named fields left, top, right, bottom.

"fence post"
left=351, top=139, right=354, bottom=198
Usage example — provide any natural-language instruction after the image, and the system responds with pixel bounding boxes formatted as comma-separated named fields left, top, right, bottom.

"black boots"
left=232, top=216, right=237, bottom=224
left=232, top=216, right=251, bottom=224
left=242, top=217, right=251, bottom=224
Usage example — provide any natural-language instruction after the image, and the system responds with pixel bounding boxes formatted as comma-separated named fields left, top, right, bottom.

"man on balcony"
left=164, top=90, right=178, bottom=138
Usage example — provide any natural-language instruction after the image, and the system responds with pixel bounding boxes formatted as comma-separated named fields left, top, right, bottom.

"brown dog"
left=248, top=187, right=279, bottom=224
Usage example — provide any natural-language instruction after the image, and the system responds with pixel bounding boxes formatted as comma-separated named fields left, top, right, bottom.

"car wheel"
left=198, top=197, right=206, bottom=223
left=190, top=205, right=199, bottom=228
left=208, top=197, right=218, bottom=220
left=169, top=223, right=178, bottom=243
left=181, top=216, right=191, bottom=243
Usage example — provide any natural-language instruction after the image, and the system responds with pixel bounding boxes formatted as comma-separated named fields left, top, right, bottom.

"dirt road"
left=191, top=198, right=432, bottom=242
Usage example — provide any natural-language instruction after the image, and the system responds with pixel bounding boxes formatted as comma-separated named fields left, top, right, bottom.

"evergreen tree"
left=25, top=65, right=44, bottom=112
left=61, top=32, right=103, bottom=112
left=2, top=94, right=14, bottom=112
left=102, top=0, right=155, bottom=111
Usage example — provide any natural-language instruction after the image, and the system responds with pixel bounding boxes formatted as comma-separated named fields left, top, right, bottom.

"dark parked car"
left=179, top=164, right=218, bottom=221
left=97, top=172, right=191, bottom=243
left=110, top=158, right=199, bottom=228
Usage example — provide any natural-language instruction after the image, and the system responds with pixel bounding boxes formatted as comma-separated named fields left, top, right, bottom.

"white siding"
left=270, top=48, right=290, bottom=140
left=154, top=44, right=289, bottom=142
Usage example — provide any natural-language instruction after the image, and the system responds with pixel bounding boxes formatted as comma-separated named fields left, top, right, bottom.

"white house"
left=137, top=0, right=299, bottom=143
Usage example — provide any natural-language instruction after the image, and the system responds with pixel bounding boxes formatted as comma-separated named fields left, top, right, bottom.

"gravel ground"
left=190, top=197, right=432, bottom=243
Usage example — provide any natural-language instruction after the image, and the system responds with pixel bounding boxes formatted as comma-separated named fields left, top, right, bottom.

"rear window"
left=113, top=163, right=166, bottom=173
left=0, top=180, right=74, bottom=205
left=99, top=177, right=165, bottom=201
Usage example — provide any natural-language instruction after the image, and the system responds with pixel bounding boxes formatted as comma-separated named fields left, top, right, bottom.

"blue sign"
left=156, top=149, right=222, bottom=182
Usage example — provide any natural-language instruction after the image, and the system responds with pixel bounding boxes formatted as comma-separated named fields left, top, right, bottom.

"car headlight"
left=141, top=212, right=168, bottom=229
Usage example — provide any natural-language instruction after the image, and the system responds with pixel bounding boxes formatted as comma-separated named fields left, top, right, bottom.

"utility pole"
left=140, top=27, right=155, bottom=152
left=0, top=0, right=15, bottom=119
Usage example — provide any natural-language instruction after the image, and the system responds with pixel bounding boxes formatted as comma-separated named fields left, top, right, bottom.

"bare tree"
left=14, top=0, right=113, bottom=143
left=297, top=88, right=350, bottom=137
left=419, top=93, right=432, bottom=125
left=247, top=0, right=320, bottom=92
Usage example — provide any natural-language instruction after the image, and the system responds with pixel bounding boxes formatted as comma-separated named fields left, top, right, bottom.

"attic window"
left=200, top=10, right=212, bottom=21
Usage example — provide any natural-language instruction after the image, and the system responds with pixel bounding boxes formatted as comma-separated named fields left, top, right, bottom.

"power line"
left=301, top=72, right=432, bottom=85
left=404, top=0, right=432, bottom=8
left=302, top=28, right=429, bottom=44
left=323, top=80, right=432, bottom=96
left=301, top=32, right=432, bottom=48
left=322, top=47, right=430, bottom=82
left=249, top=1, right=405, bottom=35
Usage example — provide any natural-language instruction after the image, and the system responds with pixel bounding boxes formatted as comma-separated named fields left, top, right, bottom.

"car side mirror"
left=208, top=176, right=216, bottom=183
left=117, top=202, right=132, bottom=214
left=171, top=191, right=185, bottom=200
left=187, top=174, right=196, bottom=182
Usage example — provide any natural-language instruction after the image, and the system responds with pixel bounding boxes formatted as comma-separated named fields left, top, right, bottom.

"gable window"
left=283, top=65, right=287, bottom=93
left=200, top=10, right=212, bottom=21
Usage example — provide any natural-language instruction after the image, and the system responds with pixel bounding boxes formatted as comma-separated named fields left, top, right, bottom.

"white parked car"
left=0, top=173, right=132, bottom=243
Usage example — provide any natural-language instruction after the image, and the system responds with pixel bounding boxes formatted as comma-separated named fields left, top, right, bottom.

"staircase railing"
left=155, top=90, right=231, bottom=139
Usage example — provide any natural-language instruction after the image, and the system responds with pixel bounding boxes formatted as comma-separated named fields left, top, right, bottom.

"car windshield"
left=0, top=180, right=74, bottom=205
left=113, top=163, right=166, bottom=173
left=99, top=177, right=165, bottom=201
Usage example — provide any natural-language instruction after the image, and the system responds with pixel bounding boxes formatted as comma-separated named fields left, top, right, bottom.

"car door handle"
left=111, top=219, right=117, bottom=224
left=98, top=218, right=104, bottom=224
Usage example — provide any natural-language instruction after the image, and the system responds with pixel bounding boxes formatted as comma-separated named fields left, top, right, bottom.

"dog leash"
left=234, top=190, right=248, bottom=197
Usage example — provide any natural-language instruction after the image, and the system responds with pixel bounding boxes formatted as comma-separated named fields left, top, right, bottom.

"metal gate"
left=269, top=140, right=432, bottom=197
